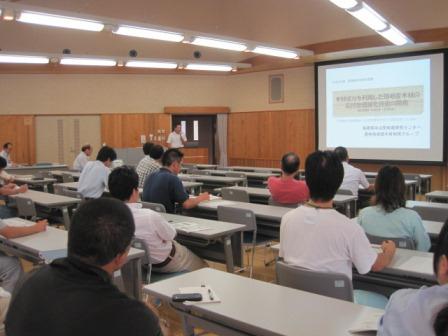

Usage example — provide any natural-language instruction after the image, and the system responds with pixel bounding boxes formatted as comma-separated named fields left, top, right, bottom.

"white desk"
left=365, top=172, right=432, bottom=194
left=161, top=213, right=245, bottom=272
left=50, top=170, right=81, bottom=181
left=6, top=164, right=68, bottom=175
left=0, top=218, right=144, bottom=300
left=201, top=169, right=280, bottom=187
left=179, top=174, right=246, bottom=189
left=426, top=190, right=448, bottom=203
left=196, top=164, right=218, bottom=170
left=407, top=200, right=448, bottom=209
left=144, top=268, right=383, bottom=336
left=13, top=176, right=57, bottom=193
left=9, top=190, right=81, bottom=229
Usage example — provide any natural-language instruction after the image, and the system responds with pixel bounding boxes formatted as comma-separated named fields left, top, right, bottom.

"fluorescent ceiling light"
left=186, top=64, right=233, bottom=72
left=347, top=3, right=388, bottom=31
left=191, top=36, right=247, bottom=51
left=125, top=60, right=177, bottom=69
left=378, top=25, right=412, bottom=46
left=0, top=54, right=49, bottom=64
left=252, top=46, right=298, bottom=59
left=17, top=11, right=104, bottom=31
left=114, top=25, right=184, bottom=42
left=328, top=0, right=358, bottom=9
left=60, top=57, right=116, bottom=66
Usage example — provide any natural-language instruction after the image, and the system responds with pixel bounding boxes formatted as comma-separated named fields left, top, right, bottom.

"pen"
left=207, top=288, right=214, bottom=301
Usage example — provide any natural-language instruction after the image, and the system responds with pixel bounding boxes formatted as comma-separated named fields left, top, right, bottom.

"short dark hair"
left=433, top=219, right=448, bottom=275
left=0, top=157, right=6, bottom=169
left=305, top=150, right=343, bottom=202
left=96, top=146, right=117, bottom=162
left=434, top=305, right=448, bottom=336
left=142, top=142, right=154, bottom=155
left=334, top=146, right=348, bottom=162
left=372, top=165, right=405, bottom=212
left=3, top=143, right=11, bottom=149
left=281, top=152, right=300, bottom=175
left=68, top=198, right=135, bottom=266
left=162, top=148, right=184, bottom=167
left=81, top=144, right=91, bottom=152
left=108, top=166, right=138, bottom=202
left=173, top=123, right=181, bottom=130
left=150, top=144, right=164, bottom=160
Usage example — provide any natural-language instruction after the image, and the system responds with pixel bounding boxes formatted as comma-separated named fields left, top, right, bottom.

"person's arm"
left=412, top=214, right=431, bottom=252
left=0, top=220, right=47, bottom=239
left=180, top=133, right=187, bottom=145
left=0, top=184, right=27, bottom=196
left=182, top=192, right=210, bottom=209
left=359, top=171, right=373, bottom=190
left=371, top=240, right=396, bottom=272
left=166, top=133, right=172, bottom=148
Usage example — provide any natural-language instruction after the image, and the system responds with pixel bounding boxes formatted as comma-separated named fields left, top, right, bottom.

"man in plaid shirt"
left=136, top=143, right=164, bottom=188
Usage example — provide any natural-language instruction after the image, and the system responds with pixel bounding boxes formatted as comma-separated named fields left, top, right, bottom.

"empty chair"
left=15, top=197, right=38, bottom=220
left=336, top=188, right=354, bottom=196
left=132, top=237, right=152, bottom=284
left=53, top=184, right=66, bottom=195
left=268, top=196, right=298, bottom=208
left=61, top=173, right=74, bottom=183
left=412, top=205, right=448, bottom=222
left=225, top=172, right=248, bottom=186
left=141, top=202, right=166, bottom=213
left=221, top=187, right=250, bottom=203
left=366, top=234, right=415, bottom=250
left=276, top=260, right=353, bottom=302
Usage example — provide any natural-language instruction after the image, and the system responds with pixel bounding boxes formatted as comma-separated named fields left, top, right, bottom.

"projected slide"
left=326, top=59, right=430, bottom=149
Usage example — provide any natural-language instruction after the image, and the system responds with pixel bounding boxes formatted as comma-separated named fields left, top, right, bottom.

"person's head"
left=2, top=143, right=12, bottom=154
left=305, top=150, right=343, bottom=202
left=174, top=124, right=181, bottom=134
left=96, top=146, right=117, bottom=167
left=0, top=157, right=6, bottom=172
left=334, top=146, right=348, bottom=162
left=108, top=166, right=139, bottom=203
left=149, top=144, right=164, bottom=160
left=372, top=165, right=405, bottom=212
left=81, top=144, right=92, bottom=156
left=68, top=198, right=135, bottom=274
left=142, top=142, right=154, bottom=156
left=433, top=219, right=448, bottom=285
left=281, top=152, right=300, bottom=176
left=162, top=148, right=183, bottom=174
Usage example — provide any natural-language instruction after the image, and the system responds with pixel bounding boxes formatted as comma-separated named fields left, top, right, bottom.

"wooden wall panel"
left=228, top=109, right=315, bottom=169
left=0, top=115, right=35, bottom=164
left=101, top=113, right=171, bottom=148
left=181, top=148, right=209, bottom=164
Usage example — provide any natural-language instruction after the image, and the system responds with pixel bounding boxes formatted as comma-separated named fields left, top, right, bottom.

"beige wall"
left=0, top=66, right=315, bottom=115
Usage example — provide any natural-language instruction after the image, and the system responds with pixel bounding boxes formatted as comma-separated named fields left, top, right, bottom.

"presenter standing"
left=167, top=124, right=187, bottom=149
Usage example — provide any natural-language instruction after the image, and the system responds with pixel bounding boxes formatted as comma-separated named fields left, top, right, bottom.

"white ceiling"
left=0, top=0, right=447, bottom=63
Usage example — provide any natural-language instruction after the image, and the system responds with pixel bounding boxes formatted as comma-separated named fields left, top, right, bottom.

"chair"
left=15, top=197, right=38, bottom=220
left=218, top=206, right=270, bottom=277
left=61, top=173, right=74, bottom=183
left=190, top=169, right=211, bottom=176
left=404, top=174, right=422, bottom=194
left=366, top=234, right=415, bottom=250
left=221, top=187, right=250, bottom=203
left=141, top=202, right=166, bottom=213
left=336, top=188, right=354, bottom=195
left=412, top=205, right=448, bottom=222
left=53, top=184, right=66, bottom=195
left=61, top=189, right=84, bottom=200
left=276, top=260, right=354, bottom=302
left=225, top=172, right=248, bottom=186
left=268, top=196, right=299, bottom=208
left=132, top=237, right=152, bottom=284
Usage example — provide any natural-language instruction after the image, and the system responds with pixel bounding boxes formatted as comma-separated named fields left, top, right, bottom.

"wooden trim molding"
left=164, top=106, right=230, bottom=114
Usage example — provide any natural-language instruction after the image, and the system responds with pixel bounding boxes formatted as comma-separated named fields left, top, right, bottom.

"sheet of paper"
left=172, top=222, right=210, bottom=233
left=349, top=309, right=383, bottom=333
left=179, top=286, right=221, bottom=304
left=205, top=200, right=237, bottom=208
left=395, top=256, right=433, bottom=275
left=3, top=218, right=34, bottom=227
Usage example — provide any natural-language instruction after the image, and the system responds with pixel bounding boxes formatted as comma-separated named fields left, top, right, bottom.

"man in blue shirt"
left=142, top=148, right=209, bottom=213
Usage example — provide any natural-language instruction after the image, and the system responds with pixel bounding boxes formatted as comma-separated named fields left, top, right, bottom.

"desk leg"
left=121, top=257, right=142, bottom=301
left=61, top=207, right=71, bottom=230
left=345, top=203, right=351, bottom=218
left=223, top=236, right=235, bottom=273
left=43, top=184, right=49, bottom=193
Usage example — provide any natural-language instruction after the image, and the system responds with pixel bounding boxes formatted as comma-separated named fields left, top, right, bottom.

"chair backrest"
left=366, top=234, right=415, bottom=250
left=131, top=237, right=151, bottom=284
left=217, top=206, right=256, bottom=232
left=61, top=173, right=74, bottom=183
left=190, top=169, right=210, bottom=175
left=221, top=187, right=250, bottom=203
left=336, top=188, right=354, bottom=196
left=141, top=201, right=166, bottom=213
left=15, top=197, right=37, bottom=218
left=412, top=205, right=448, bottom=222
left=404, top=173, right=421, bottom=184
left=275, top=260, right=354, bottom=302
left=53, top=184, right=66, bottom=195
left=268, top=196, right=299, bottom=208
left=61, top=189, right=84, bottom=200
left=225, top=171, right=246, bottom=178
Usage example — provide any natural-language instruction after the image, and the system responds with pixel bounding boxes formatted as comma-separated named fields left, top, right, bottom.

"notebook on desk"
left=171, top=222, right=210, bottom=233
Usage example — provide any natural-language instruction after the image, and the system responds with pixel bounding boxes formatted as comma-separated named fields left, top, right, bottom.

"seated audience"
left=78, top=146, right=116, bottom=199
left=279, top=150, right=396, bottom=308
left=0, top=157, right=27, bottom=219
left=142, top=148, right=209, bottom=213
left=136, top=143, right=164, bottom=188
left=0, top=144, right=13, bottom=167
left=5, top=198, right=165, bottom=336
left=109, top=166, right=206, bottom=272
left=358, top=165, right=430, bottom=252
left=334, top=146, right=372, bottom=196
left=267, top=152, right=309, bottom=204
left=378, top=219, right=448, bottom=335
left=72, top=144, right=92, bottom=172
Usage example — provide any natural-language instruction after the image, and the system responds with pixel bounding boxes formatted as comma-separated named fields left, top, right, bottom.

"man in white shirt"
left=0, top=144, right=13, bottom=167
left=334, top=146, right=372, bottom=196
left=167, top=124, right=187, bottom=149
left=280, top=150, right=395, bottom=308
left=78, top=146, right=116, bottom=199
left=108, top=166, right=206, bottom=273
left=73, top=144, right=92, bottom=172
